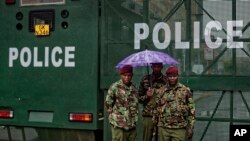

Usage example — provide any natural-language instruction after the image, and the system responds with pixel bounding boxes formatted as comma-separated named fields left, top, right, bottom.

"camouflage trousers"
left=158, top=127, right=186, bottom=141
left=143, top=116, right=157, bottom=141
left=111, top=125, right=137, bottom=141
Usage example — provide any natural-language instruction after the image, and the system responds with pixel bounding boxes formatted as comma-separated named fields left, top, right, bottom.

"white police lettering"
left=227, top=20, right=243, bottom=48
left=65, top=47, right=75, bottom=67
left=175, top=22, right=189, bottom=49
left=34, top=47, right=42, bottom=67
left=152, top=22, right=171, bottom=49
left=9, top=46, right=75, bottom=67
left=204, top=21, right=222, bottom=49
left=134, top=23, right=149, bottom=49
left=193, top=21, right=200, bottom=49
left=51, top=47, right=63, bottom=67
left=134, top=20, right=243, bottom=49
left=9, top=48, right=18, bottom=67
left=20, top=47, right=32, bottom=67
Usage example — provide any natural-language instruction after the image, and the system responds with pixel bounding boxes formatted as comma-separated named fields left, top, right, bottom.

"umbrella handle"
left=146, top=64, right=152, bottom=87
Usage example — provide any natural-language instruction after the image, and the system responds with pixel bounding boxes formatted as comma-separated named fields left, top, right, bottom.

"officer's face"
left=151, top=64, right=163, bottom=74
left=121, top=73, right=133, bottom=85
left=167, top=74, right=178, bottom=86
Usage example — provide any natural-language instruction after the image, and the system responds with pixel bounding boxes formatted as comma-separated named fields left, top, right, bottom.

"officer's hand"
left=107, top=108, right=112, bottom=114
left=157, top=107, right=163, bottom=113
left=146, top=88, right=154, bottom=97
left=186, top=127, right=193, bottom=139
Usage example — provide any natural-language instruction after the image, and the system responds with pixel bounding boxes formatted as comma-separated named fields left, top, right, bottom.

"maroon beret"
left=119, top=65, right=133, bottom=74
left=166, top=66, right=178, bottom=75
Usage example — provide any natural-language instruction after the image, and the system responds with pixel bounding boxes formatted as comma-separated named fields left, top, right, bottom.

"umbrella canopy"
left=115, top=49, right=178, bottom=68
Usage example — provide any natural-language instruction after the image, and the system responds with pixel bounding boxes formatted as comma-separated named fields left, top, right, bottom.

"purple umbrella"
left=115, top=49, right=178, bottom=68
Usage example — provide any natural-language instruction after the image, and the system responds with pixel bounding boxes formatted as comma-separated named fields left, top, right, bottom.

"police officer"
left=105, top=65, right=138, bottom=141
left=154, top=66, right=195, bottom=141
left=139, top=63, right=167, bottom=141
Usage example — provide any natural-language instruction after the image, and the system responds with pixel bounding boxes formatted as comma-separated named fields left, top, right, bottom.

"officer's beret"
left=151, top=62, right=163, bottom=66
left=166, top=66, right=178, bottom=75
left=119, top=65, right=133, bottom=74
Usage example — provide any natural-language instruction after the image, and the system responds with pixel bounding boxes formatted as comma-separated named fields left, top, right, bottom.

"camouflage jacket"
left=154, top=83, right=195, bottom=129
left=139, top=73, right=167, bottom=116
left=105, top=80, right=138, bottom=130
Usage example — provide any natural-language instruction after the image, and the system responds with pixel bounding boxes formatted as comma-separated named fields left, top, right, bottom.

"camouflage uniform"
left=105, top=80, right=138, bottom=141
left=154, top=83, right=195, bottom=141
left=139, top=74, right=167, bottom=141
